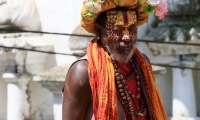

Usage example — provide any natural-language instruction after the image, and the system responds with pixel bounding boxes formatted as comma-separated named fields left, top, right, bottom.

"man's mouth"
left=119, top=41, right=131, bottom=48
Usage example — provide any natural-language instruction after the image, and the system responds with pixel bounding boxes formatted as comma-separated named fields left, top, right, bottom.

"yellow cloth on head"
left=81, top=0, right=148, bottom=35
left=87, top=39, right=168, bottom=120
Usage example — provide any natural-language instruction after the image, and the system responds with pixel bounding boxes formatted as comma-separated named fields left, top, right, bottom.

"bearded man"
left=62, top=0, right=168, bottom=120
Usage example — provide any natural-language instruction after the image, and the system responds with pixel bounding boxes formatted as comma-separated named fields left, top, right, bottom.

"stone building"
left=138, top=0, right=200, bottom=119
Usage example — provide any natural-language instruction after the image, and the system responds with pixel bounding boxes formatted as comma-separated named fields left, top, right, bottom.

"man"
left=62, top=0, right=168, bottom=120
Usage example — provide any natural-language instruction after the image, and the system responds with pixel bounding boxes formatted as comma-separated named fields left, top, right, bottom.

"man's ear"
left=94, top=23, right=102, bottom=37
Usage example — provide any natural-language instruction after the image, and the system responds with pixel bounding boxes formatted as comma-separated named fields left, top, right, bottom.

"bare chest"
left=84, top=99, right=126, bottom=120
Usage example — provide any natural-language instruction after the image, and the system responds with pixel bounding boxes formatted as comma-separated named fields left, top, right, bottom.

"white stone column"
left=29, top=81, right=54, bottom=120
left=0, top=75, right=7, bottom=120
left=171, top=61, right=200, bottom=120
left=6, top=74, right=31, bottom=120
left=154, top=67, right=172, bottom=116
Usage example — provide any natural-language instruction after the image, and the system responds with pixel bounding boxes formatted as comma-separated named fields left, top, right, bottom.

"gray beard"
left=111, top=51, right=134, bottom=63
left=106, top=45, right=135, bottom=63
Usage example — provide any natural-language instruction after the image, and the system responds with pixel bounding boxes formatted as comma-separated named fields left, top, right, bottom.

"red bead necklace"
left=112, top=56, right=146, bottom=120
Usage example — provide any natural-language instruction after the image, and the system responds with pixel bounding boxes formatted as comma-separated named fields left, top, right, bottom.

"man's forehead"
left=106, top=9, right=137, bottom=27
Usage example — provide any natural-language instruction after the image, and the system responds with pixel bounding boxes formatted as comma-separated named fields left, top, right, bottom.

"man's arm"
left=62, top=60, right=91, bottom=120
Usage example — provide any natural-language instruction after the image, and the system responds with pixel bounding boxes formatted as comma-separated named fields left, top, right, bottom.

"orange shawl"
left=87, top=39, right=168, bottom=120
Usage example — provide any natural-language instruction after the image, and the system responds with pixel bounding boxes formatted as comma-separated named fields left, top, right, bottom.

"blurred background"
left=0, top=0, right=199, bottom=120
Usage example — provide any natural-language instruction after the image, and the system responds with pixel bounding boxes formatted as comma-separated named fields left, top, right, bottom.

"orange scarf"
left=87, top=39, right=168, bottom=120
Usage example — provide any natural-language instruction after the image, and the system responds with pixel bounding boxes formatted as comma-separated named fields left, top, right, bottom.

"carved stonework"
left=68, top=25, right=94, bottom=56
left=168, top=0, right=200, bottom=14
left=154, top=0, right=200, bottom=28
left=0, top=33, right=53, bottom=75
left=143, top=0, right=200, bottom=58
left=0, top=0, right=41, bottom=30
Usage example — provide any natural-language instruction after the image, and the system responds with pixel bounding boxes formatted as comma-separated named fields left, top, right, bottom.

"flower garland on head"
left=83, top=0, right=168, bottom=19
left=83, top=0, right=102, bottom=18
left=154, top=0, right=168, bottom=19
left=143, top=0, right=168, bottom=19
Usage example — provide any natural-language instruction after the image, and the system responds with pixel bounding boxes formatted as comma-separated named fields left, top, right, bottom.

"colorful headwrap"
left=81, top=0, right=168, bottom=34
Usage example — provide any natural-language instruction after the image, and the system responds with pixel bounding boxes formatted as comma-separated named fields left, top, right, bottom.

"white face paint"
left=105, top=23, right=138, bottom=62
left=101, top=9, right=138, bottom=63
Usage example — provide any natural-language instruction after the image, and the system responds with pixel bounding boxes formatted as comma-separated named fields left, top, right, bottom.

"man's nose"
left=121, top=28, right=130, bottom=42
left=121, top=33, right=130, bottom=42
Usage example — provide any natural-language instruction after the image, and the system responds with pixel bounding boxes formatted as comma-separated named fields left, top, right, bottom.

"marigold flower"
left=85, top=1, right=101, bottom=13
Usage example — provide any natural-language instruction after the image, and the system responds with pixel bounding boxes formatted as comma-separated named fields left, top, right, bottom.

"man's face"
left=100, top=9, right=138, bottom=63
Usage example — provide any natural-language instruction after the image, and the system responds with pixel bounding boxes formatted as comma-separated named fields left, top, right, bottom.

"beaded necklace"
left=112, top=56, right=147, bottom=120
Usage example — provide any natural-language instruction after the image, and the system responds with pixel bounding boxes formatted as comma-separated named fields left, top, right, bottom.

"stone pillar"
left=194, top=62, right=200, bottom=116
left=171, top=61, right=199, bottom=120
left=29, top=81, right=54, bottom=120
left=154, top=67, right=172, bottom=116
left=7, top=74, right=31, bottom=120
left=53, top=92, right=62, bottom=120
left=36, top=81, right=62, bottom=120
left=0, top=75, right=7, bottom=120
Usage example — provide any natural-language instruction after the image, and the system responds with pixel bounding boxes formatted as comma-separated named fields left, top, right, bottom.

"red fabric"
left=87, top=39, right=168, bottom=120
left=114, top=61, right=147, bottom=120
left=87, top=40, right=119, bottom=120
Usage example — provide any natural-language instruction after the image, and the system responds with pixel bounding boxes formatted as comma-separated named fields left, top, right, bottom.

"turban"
left=80, top=0, right=168, bottom=35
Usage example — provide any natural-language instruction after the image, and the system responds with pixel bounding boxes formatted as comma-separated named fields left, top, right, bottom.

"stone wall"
left=34, top=0, right=83, bottom=66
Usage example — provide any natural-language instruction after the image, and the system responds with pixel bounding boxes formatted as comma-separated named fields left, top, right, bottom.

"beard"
left=105, top=40, right=135, bottom=63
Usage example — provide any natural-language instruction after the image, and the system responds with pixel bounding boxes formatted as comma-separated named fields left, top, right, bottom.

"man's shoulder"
left=63, top=59, right=90, bottom=92
left=70, top=59, right=88, bottom=73
left=141, top=53, right=150, bottom=64
left=68, top=55, right=89, bottom=73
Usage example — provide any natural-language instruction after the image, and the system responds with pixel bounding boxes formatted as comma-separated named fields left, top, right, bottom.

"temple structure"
left=139, top=0, right=200, bottom=119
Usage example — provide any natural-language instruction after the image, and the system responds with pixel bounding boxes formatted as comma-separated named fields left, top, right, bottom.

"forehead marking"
left=106, top=10, right=137, bottom=27
left=122, top=11, right=128, bottom=26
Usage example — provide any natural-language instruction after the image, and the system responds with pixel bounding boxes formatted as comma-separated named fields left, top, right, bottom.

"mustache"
left=106, top=41, right=134, bottom=49
left=104, top=40, right=135, bottom=56
left=105, top=41, right=135, bottom=62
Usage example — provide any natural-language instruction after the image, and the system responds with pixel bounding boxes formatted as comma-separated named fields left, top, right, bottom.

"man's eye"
left=129, top=27, right=137, bottom=32
left=113, top=27, right=121, bottom=32
left=113, top=27, right=118, bottom=30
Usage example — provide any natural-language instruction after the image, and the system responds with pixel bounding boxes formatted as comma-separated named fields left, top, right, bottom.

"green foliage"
left=184, top=16, right=200, bottom=29
left=151, top=17, right=162, bottom=28
left=83, top=12, right=97, bottom=18
left=143, top=6, right=155, bottom=16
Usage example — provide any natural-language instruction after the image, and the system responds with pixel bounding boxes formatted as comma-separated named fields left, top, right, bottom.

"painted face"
left=101, top=9, right=138, bottom=63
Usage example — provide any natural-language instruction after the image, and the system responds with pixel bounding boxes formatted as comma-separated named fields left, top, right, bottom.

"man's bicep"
left=62, top=60, right=91, bottom=120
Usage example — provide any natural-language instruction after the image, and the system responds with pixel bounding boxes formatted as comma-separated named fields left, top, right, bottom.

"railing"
left=0, top=28, right=200, bottom=71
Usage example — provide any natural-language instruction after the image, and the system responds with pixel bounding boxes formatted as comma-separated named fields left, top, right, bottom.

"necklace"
left=112, top=56, right=146, bottom=120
